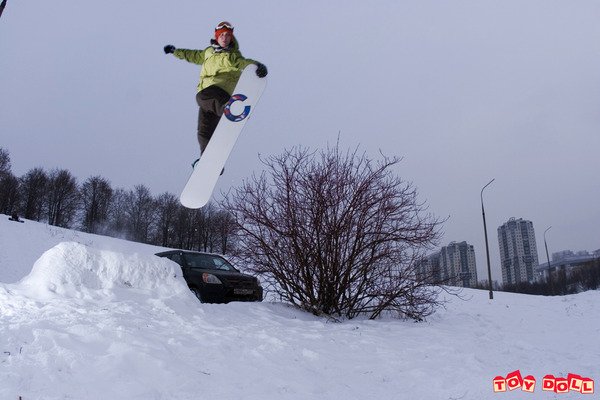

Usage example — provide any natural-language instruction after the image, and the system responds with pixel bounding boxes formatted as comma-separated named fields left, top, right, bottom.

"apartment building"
left=497, top=217, right=540, bottom=284
left=419, top=241, right=478, bottom=288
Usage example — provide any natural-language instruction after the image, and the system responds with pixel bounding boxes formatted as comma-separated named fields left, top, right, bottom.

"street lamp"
left=481, top=178, right=495, bottom=300
left=544, top=226, right=552, bottom=279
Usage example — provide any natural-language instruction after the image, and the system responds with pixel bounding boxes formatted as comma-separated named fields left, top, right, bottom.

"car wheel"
left=190, top=287, right=205, bottom=303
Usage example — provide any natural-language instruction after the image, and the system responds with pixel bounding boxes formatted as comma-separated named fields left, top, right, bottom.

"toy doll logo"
left=224, top=94, right=251, bottom=122
left=493, top=370, right=594, bottom=394
left=493, top=370, right=537, bottom=393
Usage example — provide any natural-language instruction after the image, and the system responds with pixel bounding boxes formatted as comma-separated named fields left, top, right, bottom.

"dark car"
left=156, top=250, right=263, bottom=303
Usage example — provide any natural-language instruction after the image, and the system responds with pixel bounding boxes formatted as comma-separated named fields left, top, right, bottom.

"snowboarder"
left=164, top=21, right=268, bottom=166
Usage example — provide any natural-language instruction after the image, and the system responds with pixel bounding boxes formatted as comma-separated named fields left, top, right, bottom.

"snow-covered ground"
left=0, top=215, right=598, bottom=399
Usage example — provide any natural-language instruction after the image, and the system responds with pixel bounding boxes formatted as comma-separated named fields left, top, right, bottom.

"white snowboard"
left=180, top=64, right=267, bottom=209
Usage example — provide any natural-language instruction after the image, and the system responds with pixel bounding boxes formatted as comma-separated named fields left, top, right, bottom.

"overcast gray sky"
left=2, top=0, right=599, bottom=282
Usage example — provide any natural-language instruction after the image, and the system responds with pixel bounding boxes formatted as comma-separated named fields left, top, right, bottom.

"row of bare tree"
left=483, top=259, right=600, bottom=296
left=0, top=148, right=233, bottom=253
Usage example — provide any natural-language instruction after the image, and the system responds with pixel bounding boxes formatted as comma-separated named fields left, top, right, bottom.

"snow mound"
left=18, top=241, right=189, bottom=300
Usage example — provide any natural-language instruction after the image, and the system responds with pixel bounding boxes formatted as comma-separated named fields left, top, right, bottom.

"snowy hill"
left=0, top=215, right=598, bottom=399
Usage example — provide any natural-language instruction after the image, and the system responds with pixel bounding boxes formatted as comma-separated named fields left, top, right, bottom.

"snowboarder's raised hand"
left=255, top=62, right=268, bottom=78
left=164, top=45, right=176, bottom=54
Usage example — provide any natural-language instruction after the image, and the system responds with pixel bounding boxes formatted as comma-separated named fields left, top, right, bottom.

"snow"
left=1, top=215, right=598, bottom=399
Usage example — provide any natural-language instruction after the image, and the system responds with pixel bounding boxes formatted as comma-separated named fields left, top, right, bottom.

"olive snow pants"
left=196, top=86, right=231, bottom=154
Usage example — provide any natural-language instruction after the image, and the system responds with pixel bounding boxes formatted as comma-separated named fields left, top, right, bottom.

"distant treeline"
left=474, top=259, right=600, bottom=296
left=0, top=147, right=234, bottom=254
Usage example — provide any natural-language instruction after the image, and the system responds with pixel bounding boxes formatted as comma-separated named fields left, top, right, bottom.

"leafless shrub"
left=223, top=144, right=446, bottom=320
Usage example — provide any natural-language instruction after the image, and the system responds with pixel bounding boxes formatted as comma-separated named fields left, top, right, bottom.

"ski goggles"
left=215, top=21, right=234, bottom=31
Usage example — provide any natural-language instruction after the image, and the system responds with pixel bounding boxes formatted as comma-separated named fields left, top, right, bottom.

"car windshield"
left=184, top=253, right=237, bottom=271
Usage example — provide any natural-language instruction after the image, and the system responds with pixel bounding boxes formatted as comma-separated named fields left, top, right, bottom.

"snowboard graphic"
left=180, top=64, right=267, bottom=209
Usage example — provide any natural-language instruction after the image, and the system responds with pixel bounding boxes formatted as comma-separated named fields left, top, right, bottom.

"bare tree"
left=154, top=192, right=179, bottom=247
left=224, top=144, right=445, bottom=320
left=19, top=167, right=48, bottom=221
left=213, top=209, right=237, bottom=254
left=195, top=205, right=213, bottom=252
left=80, top=176, right=113, bottom=233
left=172, top=206, right=200, bottom=250
left=0, top=148, right=19, bottom=215
left=46, top=168, right=80, bottom=227
left=194, top=204, right=222, bottom=253
left=0, top=173, right=19, bottom=215
left=123, top=184, right=156, bottom=243
left=0, top=148, right=10, bottom=175
left=107, top=188, right=129, bottom=238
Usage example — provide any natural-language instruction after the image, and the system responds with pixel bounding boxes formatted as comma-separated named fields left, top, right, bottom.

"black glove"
left=164, top=45, right=176, bottom=54
left=255, top=62, right=268, bottom=78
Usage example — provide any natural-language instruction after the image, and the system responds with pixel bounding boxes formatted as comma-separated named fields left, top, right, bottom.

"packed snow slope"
left=0, top=215, right=598, bottom=400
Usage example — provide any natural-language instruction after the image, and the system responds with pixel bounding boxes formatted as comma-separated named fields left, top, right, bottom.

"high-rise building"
left=497, top=218, right=540, bottom=284
left=418, top=241, right=478, bottom=288
left=440, top=241, right=478, bottom=287
left=417, top=252, right=441, bottom=283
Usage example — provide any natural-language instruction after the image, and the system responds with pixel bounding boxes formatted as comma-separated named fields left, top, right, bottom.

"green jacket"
left=172, top=38, right=256, bottom=95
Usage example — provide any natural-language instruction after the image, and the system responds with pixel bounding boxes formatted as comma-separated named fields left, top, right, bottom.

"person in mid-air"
left=164, top=21, right=268, bottom=167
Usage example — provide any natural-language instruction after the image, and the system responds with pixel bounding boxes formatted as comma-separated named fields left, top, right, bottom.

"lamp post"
left=544, top=226, right=552, bottom=279
left=481, top=179, right=495, bottom=300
